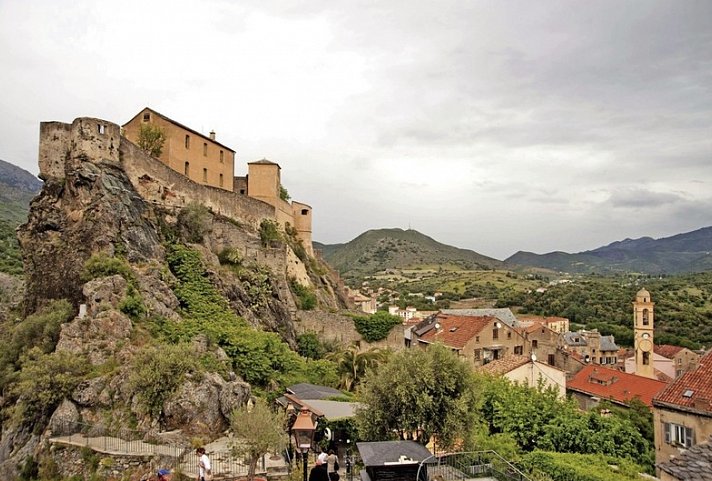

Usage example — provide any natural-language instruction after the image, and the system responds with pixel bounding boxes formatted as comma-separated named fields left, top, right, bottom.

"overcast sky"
left=1, top=1, right=711, bottom=260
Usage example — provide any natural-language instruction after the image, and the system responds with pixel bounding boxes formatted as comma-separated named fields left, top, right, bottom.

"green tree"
left=328, top=344, right=387, bottom=391
left=355, top=344, right=478, bottom=450
left=230, top=398, right=288, bottom=481
left=279, top=185, right=290, bottom=201
left=353, top=311, right=402, bottom=342
left=136, top=123, right=166, bottom=157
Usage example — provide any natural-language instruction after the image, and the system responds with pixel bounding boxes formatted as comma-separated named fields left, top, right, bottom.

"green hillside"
left=316, top=228, right=502, bottom=282
left=0, top=159, right=42, bottom=274
left=506, top=227, right=712, bottom=274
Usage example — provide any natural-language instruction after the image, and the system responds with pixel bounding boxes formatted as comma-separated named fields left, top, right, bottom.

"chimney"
left=209, top=130, right=216, bottom=140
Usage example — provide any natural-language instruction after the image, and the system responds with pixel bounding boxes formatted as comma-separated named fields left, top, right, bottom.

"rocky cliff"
left=0, top=117, right=349, bottom=480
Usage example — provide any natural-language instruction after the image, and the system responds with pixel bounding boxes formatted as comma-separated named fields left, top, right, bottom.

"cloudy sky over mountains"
left=1, top=0, right=711, bottom=259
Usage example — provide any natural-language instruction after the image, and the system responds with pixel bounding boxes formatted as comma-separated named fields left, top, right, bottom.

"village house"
left=517, top=315, right=570, bottom=333
left=567, top=364, right=668, bottom=410
left=655, top=344, right=702, bottom=378
left=516, top=321, right=560, bottom=367
left=652, top=350, right=712, bottom=471
left=123, top=107, right=314, bottom=254
left=559, top=329, right=620, bottom=366
left=480, top=354, right=567, bottom=398
left=412, top=312, right=526, bottom=367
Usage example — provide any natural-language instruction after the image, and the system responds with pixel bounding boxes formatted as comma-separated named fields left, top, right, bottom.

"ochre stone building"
left=123, top=108, right=313, bottom=254
left=123, top=107, right=235, bottom=191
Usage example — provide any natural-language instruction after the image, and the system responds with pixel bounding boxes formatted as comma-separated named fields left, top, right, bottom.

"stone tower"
left=633, top=288, right=655, bottom=379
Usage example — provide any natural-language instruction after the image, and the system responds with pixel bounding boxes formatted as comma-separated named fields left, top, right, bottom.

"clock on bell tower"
left=633, top=288, right=655, bottom=379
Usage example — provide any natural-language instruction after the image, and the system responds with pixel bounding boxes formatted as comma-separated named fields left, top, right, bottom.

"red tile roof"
left=654, top=350, right=712, bottom=415
left=480, top=355, right=531, bottom=375
left=654, top=344, right=685, bottom=359
left=567, top=365, right=669, bottom=407
left=418, top=314, right=495, bottom=349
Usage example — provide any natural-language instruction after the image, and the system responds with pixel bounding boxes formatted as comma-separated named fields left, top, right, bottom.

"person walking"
left=326, top=450, right=340, bottom=481
left=197, top=447, right=212, bottom=481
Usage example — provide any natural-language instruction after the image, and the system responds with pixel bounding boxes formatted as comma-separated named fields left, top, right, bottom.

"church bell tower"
left=633, top=288, right=655, bottom=379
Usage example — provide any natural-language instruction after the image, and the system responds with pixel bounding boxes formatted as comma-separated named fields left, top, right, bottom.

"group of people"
left=153, top=446, right=211, bottom=481
left=309, top=449, right=341, bottom=481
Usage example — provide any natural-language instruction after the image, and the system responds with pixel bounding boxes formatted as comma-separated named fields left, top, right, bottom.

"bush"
left=9, top=348, right=89, bottom=426
left=81, top=253, right=134, bottom=284
left=129, top=343, right=200, bottom=417
left=290, top=280, right=317, bottom=310
left=119, top=285, right=147, bottom=319
left=136, top=123, right=166, bottom=157
left=218, top=247, right=242, bottom=266
left=296, top=332, right=327, bottom=360
left=177, top=202, right=212, bottom=243
left=259, top=219, right=282, bottom=247
left=353, top=311, right=401, bottom=342
left=522, top=451, right=644, bottom=481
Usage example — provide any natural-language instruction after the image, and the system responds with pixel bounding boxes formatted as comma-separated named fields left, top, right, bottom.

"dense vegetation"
left=496, top=273, right=712, bottom=348
left=355, top=346, right=652, bottom=477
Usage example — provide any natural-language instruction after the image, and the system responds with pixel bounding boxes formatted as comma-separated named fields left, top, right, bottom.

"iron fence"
left=417, top=451, right=531, bottom=481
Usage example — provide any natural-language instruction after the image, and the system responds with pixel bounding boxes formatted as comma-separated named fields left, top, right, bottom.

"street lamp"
left=292, top=408, right=317, bottom=481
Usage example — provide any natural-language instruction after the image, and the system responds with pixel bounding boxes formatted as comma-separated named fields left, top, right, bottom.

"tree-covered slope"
left=0, top=159, right=42, bottom=274
left=316, top=228, right=502, bottom=279
left=506, top=226, right=712, bottom=274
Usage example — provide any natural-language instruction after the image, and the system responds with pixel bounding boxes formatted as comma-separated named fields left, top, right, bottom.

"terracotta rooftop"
left=567, top=364, right=669, bottom=407
left=417, top=314, right=495, bottom=349
left=480, top=355, right=531, bottom=375
left=654, top=344, right=686, bottom=359
left=657, top=435, right=712, bottom=481
left=654, top=350, right=712, bottom=415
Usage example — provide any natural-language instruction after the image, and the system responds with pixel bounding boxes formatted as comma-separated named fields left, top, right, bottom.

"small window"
left=203, top=168, right=208, bottom=182
left=98, top=124, right=106, bottom=134
left=532, top=340, right=538, bottom=349
left=642, top=308, right=649, bottom=326
left=184, top=162, right=190, bottom=176
left=203, top=143, right=207, bottom=156
left=185, top=135, right=190, bottom=149
left=220, top=150, right=224, bottom=163
left=143, top=112, right=150, bottom=122
left=474, top=349, right=481, bottom=361
left=507, top=331, right=512, bottom=339
left=301, top=209, right=309, bottom=215
left=219, top=173, right=224, bottom=187
left=514, top=346, right=523, bottom=355
left=475, top=336, right=480, bottom=343
left=492, top=329, right=499, bottom=340
left=643, top=351, right=650, bottom=365
left=548, top=354, right=555, bottom=366
left=239, top=189, right=246, bottom=194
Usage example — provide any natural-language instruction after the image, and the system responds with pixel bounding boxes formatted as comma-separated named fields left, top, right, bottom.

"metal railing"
left=48, top=420, right=280, bottom=479
left=417, top=451, right=531, bottom=481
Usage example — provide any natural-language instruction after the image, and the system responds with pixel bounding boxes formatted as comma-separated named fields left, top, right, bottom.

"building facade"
left=653, top=350, right=712, bottom=470
left=633, top=288, right=656, bottom=379
left=123, top=107, right=235, bottom=191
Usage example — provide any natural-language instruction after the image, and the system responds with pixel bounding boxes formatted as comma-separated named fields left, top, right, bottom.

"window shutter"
left=664, top=423, right=670, bottom=444
left=686, top=427, right=694, bottom=447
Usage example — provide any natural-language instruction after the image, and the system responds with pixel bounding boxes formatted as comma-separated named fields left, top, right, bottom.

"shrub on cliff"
left=177, top=202, right=212, bottom=243
left=259, top=219, right=282, bottom=247
left=290, top=279, right=316, bottom=310
left=129, top=343, right=201, bottom=417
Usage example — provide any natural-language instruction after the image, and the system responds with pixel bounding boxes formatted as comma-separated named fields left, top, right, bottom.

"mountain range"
left=318, top=226, right=712, bottom=276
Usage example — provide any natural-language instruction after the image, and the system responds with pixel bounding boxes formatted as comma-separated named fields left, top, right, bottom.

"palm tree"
left=328, top=344, right=389, bottom=391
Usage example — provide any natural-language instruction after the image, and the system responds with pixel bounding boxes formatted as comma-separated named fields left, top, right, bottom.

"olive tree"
left=230, top=398, right=288, bottom=481
left=354, top=343, right=478, bottom=451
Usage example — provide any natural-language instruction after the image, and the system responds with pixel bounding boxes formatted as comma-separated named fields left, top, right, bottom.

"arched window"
left=643, top=351, right=650, bottom=365
left=642, top=308, right=649, bottom=326
left=184, top=162, right=189, bottom=176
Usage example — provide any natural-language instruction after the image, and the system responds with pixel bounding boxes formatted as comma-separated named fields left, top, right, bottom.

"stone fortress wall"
left=39, top=117, right=291, bottom=236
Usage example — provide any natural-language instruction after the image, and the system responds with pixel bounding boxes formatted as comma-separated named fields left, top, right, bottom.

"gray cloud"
left=1, top=0, right=711, bottom=259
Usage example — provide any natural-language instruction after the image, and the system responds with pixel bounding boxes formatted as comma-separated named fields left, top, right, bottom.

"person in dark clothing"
left=309, top=459, right=330, bottom=481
